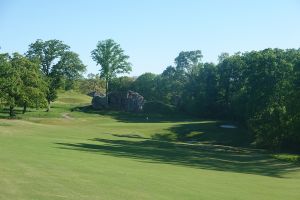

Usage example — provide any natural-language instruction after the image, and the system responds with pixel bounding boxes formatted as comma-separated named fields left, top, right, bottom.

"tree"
left=78, top=73, right=106, bottom=94
left=10, top=53, right=47, bottom=114
left=182, top=62, right=218, bottom=116
left=27, top=39, right=70, bottom=75
left=110, top=76, right=134, bottom=92
left=243, top=49, right=295, bottom=149
left=91, top=39, right=132, bottom=103
left=132, top=73, right=157, bottom=100
left=27, top=39, right=85, bottom=111
left=157, top=66, right=183, bottom=104
left=26, top=39, right=69, bottom=111
left=216, top=53, right=245, bottom=119
left=154, top=51, right=203, bottom=106
left=0, top=53, right=22, bottom=117
left=52, top=51, right=86, bottom=90
left=0, top=53, right=47, bottom=117
left=175, top=50, right=203, bottom=72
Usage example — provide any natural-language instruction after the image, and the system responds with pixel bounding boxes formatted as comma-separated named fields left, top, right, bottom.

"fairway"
left=0, top=93, right=300, bottom=200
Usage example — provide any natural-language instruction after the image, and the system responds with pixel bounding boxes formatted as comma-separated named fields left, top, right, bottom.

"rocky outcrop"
left=125, top=90, right=144, bottom=112
left=91, top=90, right=144, bottom=112
left=91, top=93, right=108, bottom=109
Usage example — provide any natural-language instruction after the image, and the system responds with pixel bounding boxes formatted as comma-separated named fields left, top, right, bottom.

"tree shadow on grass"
left=156, top=121, right=253, bottom=147
left=72, top=105, right=199, bottom=123
left=56, top=134, right=300, bottom=178
left=0, top=108, right=30, bottom=119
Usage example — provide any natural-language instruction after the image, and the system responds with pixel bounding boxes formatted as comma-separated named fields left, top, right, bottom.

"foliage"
left=132, top=73, right=157, bottom=100
left=91, top=39, right=132, bottom=101
left=128, top=48, right=300, bottom=150
left=175, top=50, right=203, bottom=72
left=11, top=53, right=48, bottom=113
left=53, top=51, right=86, bottom=90
left=109, top=76, right=135, bottom=92
left=78, top=73, right=106, bottom=94
left=0, top=53, right=47, bottom=116
left=27, top=39, right=85, bottom=110
left=182, top=62, right=219, bottom=117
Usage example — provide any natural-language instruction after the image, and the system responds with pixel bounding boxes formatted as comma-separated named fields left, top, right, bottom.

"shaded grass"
left=73, top=104, right=200, bottom=123
left=57, top=136, right=299, bottom=178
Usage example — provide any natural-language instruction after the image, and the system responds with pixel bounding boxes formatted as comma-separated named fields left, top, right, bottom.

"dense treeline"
left=151, top=49, right=300, bottom=150
left=82, top=48, right=300, bottom=151
left=1, top=39, right=299, bottom=151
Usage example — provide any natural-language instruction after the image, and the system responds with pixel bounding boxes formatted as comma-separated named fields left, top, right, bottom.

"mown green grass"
left=0, top=92, right=300, bottom=200
left=272, top=154, right=300, bottom=163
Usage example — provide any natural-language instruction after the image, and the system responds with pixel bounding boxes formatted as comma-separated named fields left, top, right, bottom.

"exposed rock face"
left=88, top=91, right=104, bottom=97
left=91, top=93, right=108, bottom=109
left=125, top=90, right=144, bottom=112
left=91, top=90, right=144, bottom=112
left=108, top=91, right=127, bottom=109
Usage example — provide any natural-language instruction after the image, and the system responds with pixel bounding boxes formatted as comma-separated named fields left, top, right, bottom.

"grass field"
left=0, top=91, right=300, bottom=200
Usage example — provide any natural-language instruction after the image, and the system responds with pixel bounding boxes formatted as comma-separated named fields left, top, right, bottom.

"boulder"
left=91, top=90, right=144, bottom=112
left=108, top=91, right=127, bottom=109
left=91, top=94, right=108, bottom=109
left=126, top=90, right=144, bottom=112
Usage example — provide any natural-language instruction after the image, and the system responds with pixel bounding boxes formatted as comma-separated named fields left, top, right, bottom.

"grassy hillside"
left=56, top=90, right=92, bottom=104
left=0, top=91, right=299, bottom=200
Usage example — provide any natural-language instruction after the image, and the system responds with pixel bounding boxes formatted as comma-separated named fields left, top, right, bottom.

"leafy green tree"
left=0, top=53, right=47, bottom=116
left=157, top=66, right=182, bottom=104
left=110, top=76, right=134, bottom=92
left=243, top=49, right=295, bottom=149
left=175, top=50, right=203, bottom=72
left=288, top=49, right=300, bottom=150
left=10, top=53, right=48, bottom=114
left=27, top=39, right=85, bottom=111
left=183, top=63, right=218, bottom=116
left=53, top=51, right=86, bottom=90
left=27, top=39, right=70, bottom=75
left=0, top=53, right=22, bottom=117
left=132, top=73, right=157, bottom=100
left=91, top=39, right=132, bottom=103
left=26, top=39, right=69, bottom=111
left=78, top=73, right=106, bottom=94
left=216, top=53, right=246, bottom=119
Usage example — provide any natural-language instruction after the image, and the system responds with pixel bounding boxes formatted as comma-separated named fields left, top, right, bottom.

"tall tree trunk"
left=46, top=100, right=51, bottom=112
left=22, top=103, right=27, bottom=114
left=105, top=79, right=109, bottom=105
left=9, top=106, right=15, bottom=117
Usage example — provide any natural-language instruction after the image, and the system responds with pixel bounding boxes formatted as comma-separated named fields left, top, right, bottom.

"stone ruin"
left=91, top=90, right=144, bottom=112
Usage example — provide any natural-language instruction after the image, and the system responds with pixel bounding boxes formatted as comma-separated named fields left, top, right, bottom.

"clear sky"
left=1, top=0, right=300, bottom=76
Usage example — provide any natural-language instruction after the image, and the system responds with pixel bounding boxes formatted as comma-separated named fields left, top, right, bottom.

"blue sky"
left=1, top=0, right=300, bottom=76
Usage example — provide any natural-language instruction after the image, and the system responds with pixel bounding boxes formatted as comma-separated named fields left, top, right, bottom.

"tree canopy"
left=91, top=39, right=132, bottom=102
left=26, top=39, right=85, bottom=110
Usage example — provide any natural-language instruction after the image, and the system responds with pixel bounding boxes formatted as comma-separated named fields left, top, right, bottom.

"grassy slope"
left=0, top=91, right=300, bottom=200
